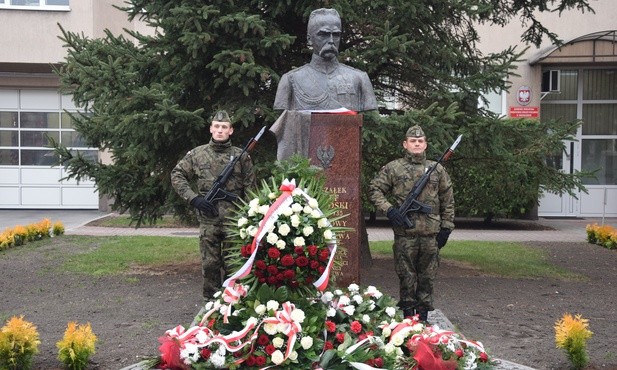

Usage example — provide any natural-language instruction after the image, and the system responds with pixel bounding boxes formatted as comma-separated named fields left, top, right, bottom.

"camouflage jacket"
left=369, top=152, right=455, bottom=235
left=171, top=139, right=255, bottom=223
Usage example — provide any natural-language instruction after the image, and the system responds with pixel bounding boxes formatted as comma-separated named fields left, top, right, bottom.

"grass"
left=370, top=240, right=583, bottom=280
left=87, top=214, right=194, bottom=228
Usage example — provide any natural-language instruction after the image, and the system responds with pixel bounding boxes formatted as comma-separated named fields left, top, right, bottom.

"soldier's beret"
left=406, top=125, right=425, bottom=138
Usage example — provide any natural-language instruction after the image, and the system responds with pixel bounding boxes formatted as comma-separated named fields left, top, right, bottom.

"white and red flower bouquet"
left=155, top=176, right=495, bottom=369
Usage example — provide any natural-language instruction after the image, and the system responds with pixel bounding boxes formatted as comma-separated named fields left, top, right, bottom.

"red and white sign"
left=516, top=86, right=532, bottom=106
left=509, top=106, right=539, bottom=118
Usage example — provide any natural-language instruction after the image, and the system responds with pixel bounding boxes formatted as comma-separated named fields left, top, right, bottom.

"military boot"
left=416, top=307, right=429, bottom=323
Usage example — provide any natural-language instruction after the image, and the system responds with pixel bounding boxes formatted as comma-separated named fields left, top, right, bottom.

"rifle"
left=203, top=126, right=267, bottom=207
left=398, top=134, right=462, bottom=228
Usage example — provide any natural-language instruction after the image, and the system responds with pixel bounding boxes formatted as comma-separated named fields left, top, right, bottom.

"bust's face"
left=308, top=14, right=341, bottom=60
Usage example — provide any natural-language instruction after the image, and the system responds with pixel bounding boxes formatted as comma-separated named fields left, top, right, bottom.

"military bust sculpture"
left=273, top=8, right=378, bottom=112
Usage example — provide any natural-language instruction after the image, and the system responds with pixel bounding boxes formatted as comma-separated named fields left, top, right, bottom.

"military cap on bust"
left=406, top=125, right=425, bottom=138
left=212, top=110, right=231, bottom=123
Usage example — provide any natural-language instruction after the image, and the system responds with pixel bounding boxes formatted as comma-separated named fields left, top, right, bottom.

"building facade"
left=0, top=0, right=147, bottom=209
left=477, top=0, right=617, bottom=218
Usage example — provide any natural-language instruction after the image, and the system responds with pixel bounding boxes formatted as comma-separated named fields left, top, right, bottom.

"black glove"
left=190, top=196, right=218, bottom=217
left=386, top=207, right=407, bottom=227
left=436, top=228, right=451, bottom=249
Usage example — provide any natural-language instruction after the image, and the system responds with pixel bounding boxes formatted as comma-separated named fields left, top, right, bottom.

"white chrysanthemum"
left=280, top=206, right=293, bottom=217
left=239, top=228, right=247, bottom=239
left=246, top=317, right=258, bottom=326
left=268, top=192, right=277, bottom=200
left=293, top=236, right=305, bottom=247
left=317, top=218, right=328, bottom=228
left=310, top=209, right=321, bottom=218
left=338, top=295, right=351, bottom=306
left=382, top=327, right=392, bottom=337
left=300, top=336, right=314, bottom=349
left=255, top=304, right=266, bottom=315
left=258, top=204, right=270, bottom=215
left=334, top=289, right=343, bottom=296
left=352, top=295, right=363, bottom=304
left=276, top=240, right=286, bottom=250
left=341, top=305, right=355, bottom=315
left=323, top=229, right=333, bottom=240
left=308, top=197, right=319, bottom=209
left=368, top=302, right=376, bottom=311
left=195, top=330, right=208, bottom=343
left=288, top=351, right=298, bottom=361
left=267, top=300, right=279, bottom=311
left=321, top=291, right=334, bottom=303
left=266, top=232, right=279, bottom=245
left=248, top=208, right=257, bottom=217
left=264, top=322, right=278, bottom=335
left=249, top=198, right=260, bottom=208
left=384, top=343, right=396, bottom=354
left=326, top=307, right=336, bottom=317
left=272, top=337, right=285, bottom=348
left=348, top=283, right=360, bottom=292
left=291, top=203, right=303, bottom=213
left=385, top=307, right=396, bottom=317
left=302, top=225, right=314, bottom=237
left=365, top=286, right=383, bottom=299
left=391, top=334, right=405, bottom=346
left=362, top=314, right=371, bottom=324
left=290, top=308, right=306, bottom=323
left=278, top=223, right=291, bottom=236
left=303, top=205, right=313, bottom=214
left=290, top=214, right=301, bottom=227
left=237, top=217, right=248, bottom=227
left=247, top=226, right=258, bottom=237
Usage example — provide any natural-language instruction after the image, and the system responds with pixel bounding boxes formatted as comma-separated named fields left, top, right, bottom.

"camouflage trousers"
left=199, top=223, right=227, bottom=299
left=392, top=234, right=439, bottom=311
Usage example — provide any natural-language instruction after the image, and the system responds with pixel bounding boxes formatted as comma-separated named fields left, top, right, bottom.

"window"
left=0, top=0, right=69, bottom=10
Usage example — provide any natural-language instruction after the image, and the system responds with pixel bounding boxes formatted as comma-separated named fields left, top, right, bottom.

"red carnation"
left=265, top=344, right=276, bottom=355
left=296, top=256, right=309, bottom=267
left=255, top=356, right=266, bottom=366
left=281, top=254, right=295, bottom=266
left=324, top=341, right=334, bottom=350
left=268, top=247, right=281, bottom=259
left=310, top=260, right=320, bottom=269
left=336, top=332, right=345, bottom=343
left=267, top=265, right=279, bottom=275
left=255, top=260, right=267, bottom=270
left=307, top=245, right=318, bottom=256
left=257, top=334, right=270, bottom=346
left=294, top=246, right=305, bottom=255
left=455, top=349, right=464, bottom=358
left=480, top=352, right=489, bottom=362
left=200, top=348, right=211, bottom=360
left=325, top=320, right=336, bottom=332
left=350, top=321, right=362, bottom=334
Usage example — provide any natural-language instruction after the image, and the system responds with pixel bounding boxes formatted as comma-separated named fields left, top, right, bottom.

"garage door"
left=0, top=89, right=98, bottom=209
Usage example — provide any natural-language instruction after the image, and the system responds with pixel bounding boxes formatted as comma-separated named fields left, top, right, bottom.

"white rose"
left=272, top=337, right=285, bottom=348
left=321, top=291, right=334, bottom=303
left=290, top=214, right=301, bottom=227
left=293, top=236, right=305, bottom=247
left=266, top=232, right=279, bottom=245
left=266, top=300, right=279, bottom=311
left=391, top=334, right=404, bottom=346
left=271, top=350, right=285, bottom=365
left=302, top=225, right=314, bottom=237
left=290, top=308, right=306, bottom=323
left=303, top=205, right=313, bottom=214
left=213, top=291, right=222, bottom=298
left=323, top=229, right=333, bottom=240
left=268, top=192, right=277, bottom=199
left=348, top=283, right=360, bottom=292
left=352, top=295, right=363, bottom=304
left=288, top=351, right=298, bottom=361
left=258, top=204, right=270, bottom=215
left=382, top=327, right=392, bottom=337
left=334, top=289, right=343, bottom=296
left=362, top=314, right=371, bottom=324
left=239, top=228, right=246, bottom=239
left=281, top=206, right=293, bottom=216
left=338, top=296, right=350, bottom=306
left=326, top=307, right=336, bottom=317
left=205, top=301, right=214, bottom=310
left=276, top=240, right=286, bottom=250
left=341, top=305, right=355, bottom=315
left=368, top=302, right=376, bottom=311
left=384, top=343, right=396, bottom=354
left=310, top=209, right=321, bottom=218
left=411, top=323, right=424, bottom=332
left=237, top=217, right=248, bottom=227
left=385, top=307, right=396, bottom=317
left=300, top=336, right=313, bottom=349
left=249, top=198, right=260, bottom=208
left=247, top=226, right=258, bottom=237
left=255, top=304, right=266, bottom=315
left=317, top=218, right=328, bottom=228
left=291, top=203, right=303, bottom=213
left=308, top=198, right=319, bottom=209
left=278, top=223, right=291, bottom=236
left=264, top=323, right=278, bottom=335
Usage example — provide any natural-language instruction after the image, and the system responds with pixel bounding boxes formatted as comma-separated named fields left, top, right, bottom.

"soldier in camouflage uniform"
left=171, top=111, right=256, bottom=299
left=369, top=125, right=455, bottom=322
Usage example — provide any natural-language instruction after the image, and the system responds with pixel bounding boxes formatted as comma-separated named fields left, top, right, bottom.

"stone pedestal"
left=308, top=113, right=362, bottom=287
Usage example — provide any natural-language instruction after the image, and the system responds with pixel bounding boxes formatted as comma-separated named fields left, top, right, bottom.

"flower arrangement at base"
left=156, top=172, right=495, bottom=369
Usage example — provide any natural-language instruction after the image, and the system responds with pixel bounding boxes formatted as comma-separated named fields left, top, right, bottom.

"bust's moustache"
left=319, top=46, right=339, bottom=58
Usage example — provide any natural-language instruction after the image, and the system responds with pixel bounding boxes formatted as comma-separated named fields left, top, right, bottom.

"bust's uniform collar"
left=309, top=54, right=340, bottom=74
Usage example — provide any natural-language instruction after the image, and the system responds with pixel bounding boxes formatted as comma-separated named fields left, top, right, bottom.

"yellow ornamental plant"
left=0, top=316, right=41, bottom=370
left=555, top=313, right=593, bottom=370
left=12, top=225, right=27, bottom=246
left=57, top=322, right=97, bottom=370
left=53, top=221, right=65, bottom=236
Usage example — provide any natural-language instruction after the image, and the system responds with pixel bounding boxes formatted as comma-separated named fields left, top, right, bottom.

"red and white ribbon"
left=262, top=301, right=302, bottom=360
